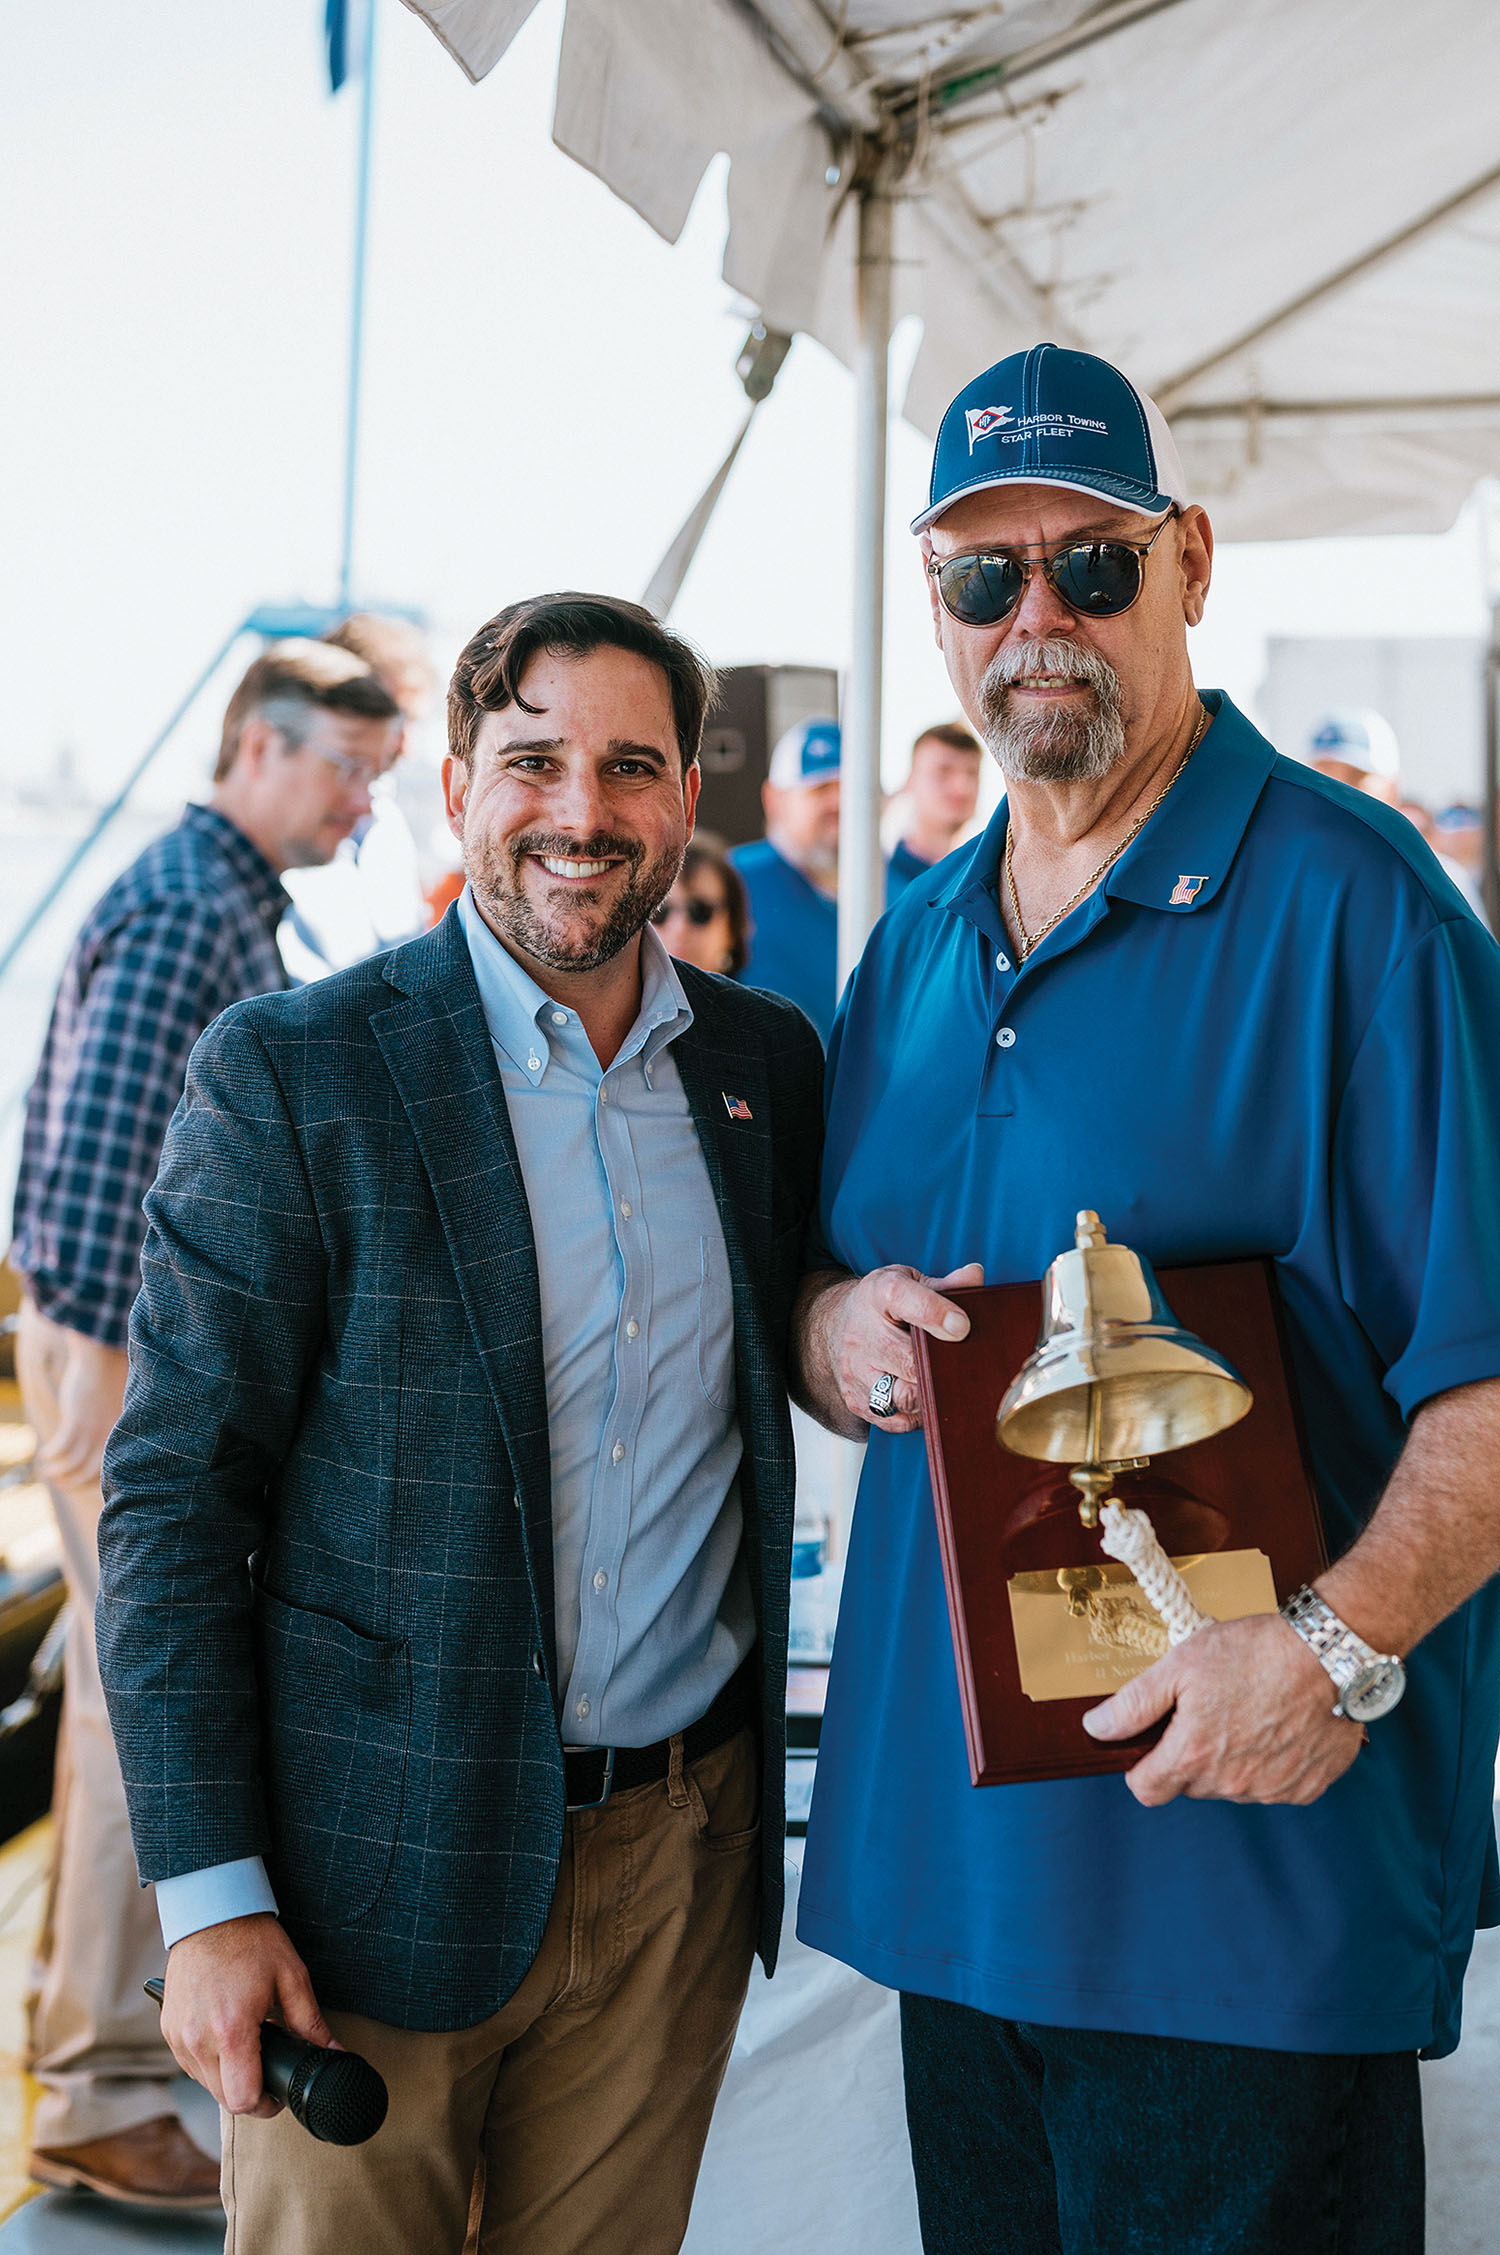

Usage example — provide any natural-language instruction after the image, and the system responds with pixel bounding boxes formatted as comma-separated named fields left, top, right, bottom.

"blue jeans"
left=899, top=1993, right=1424, bottom=2255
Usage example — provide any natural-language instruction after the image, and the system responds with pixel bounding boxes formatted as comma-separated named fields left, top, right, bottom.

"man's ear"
left=682, top=759, right=701, bottom=841
left=1179, top=506, right=1213, bottom=627
left=441, top=753, right=468, bottom=843
left=921, top=540, right=945, bottom=648
left=231, top=717, right=280, bottom=781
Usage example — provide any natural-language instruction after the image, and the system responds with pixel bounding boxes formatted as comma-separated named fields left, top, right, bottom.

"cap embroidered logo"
left=966, top=405, right=1014, bottom=450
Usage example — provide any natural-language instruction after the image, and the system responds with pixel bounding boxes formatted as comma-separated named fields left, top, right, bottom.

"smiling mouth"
left=1009, top=673, right=1089, bottom=691
left=534, top=854, right=622, bottom=879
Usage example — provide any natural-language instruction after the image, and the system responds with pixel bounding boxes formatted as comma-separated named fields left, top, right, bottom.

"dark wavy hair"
left=448, top=593, right=715, bottom=775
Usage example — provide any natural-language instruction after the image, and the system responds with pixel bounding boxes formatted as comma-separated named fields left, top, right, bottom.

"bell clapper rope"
left=1096, top=1498, right=1211, bottom=1647
left=1066, top=1462, right=1211, bottom=1647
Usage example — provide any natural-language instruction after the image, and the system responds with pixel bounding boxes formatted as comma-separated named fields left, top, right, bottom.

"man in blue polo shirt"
left=733, top=717, right=841, bottom=1039
left=793, top=343, right=1500, bottom=2253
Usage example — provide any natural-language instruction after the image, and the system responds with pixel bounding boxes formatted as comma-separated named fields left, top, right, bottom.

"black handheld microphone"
left=145, top=1977, right=389, bottom=2146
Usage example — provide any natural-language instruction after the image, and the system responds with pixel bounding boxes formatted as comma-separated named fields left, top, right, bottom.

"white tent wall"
left=400, top=0, right=1500, bottom=938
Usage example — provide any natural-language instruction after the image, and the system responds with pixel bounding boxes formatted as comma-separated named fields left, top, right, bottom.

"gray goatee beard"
left=978, top=637, right=1126, bottom=784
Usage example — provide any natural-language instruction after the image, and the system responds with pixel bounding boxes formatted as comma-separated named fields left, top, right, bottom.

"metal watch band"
left=1279, top=1584, right=1402, bottom=1696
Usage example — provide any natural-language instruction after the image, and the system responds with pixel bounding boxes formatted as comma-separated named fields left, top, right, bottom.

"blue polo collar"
left=930, top=691, right=1275, bottom=931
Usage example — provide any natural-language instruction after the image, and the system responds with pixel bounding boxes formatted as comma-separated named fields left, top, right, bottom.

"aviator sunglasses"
left=927, top=507, right=1179, bottom=629
left=651, top=894, right=725, bottom=928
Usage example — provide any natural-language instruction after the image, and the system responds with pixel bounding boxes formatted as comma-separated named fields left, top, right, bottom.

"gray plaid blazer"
left=97, top=909, right=824, bottom=2032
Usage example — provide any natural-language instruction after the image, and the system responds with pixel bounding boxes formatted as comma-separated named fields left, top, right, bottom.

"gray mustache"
left=987, top=637, right=1117, bottom=693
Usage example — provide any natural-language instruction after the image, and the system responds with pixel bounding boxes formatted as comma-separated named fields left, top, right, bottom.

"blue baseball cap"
left=1307, top=708, right=1400, bottom=779
left=768, top=717, right=841, bottom=788
left=911, top=342, right=1188, bottom=535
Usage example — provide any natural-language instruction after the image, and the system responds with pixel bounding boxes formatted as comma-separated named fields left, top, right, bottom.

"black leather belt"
left=562, top=1658, right=755, bottom=1812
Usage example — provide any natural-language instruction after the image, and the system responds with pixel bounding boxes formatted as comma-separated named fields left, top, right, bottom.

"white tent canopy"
left=402, top=0, right=1500, bottom=538
left=400, top=0, right=1500, bottom=941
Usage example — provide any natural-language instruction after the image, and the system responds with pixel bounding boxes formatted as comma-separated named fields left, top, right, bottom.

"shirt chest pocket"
left=696, top=1229, right=736, bottom=1412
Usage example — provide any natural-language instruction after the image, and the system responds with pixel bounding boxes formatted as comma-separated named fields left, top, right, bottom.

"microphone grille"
left=289, top=2048, right=390, bottom=2146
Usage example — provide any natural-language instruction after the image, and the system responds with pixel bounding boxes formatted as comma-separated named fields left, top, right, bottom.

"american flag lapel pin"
left=722, top=1092, right=753, bottom=1121
left=1170, top=874, right=1209, bottom=906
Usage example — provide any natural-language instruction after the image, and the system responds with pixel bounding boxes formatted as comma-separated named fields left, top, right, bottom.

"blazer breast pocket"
left=254, top=1586, right=411, bottom=1929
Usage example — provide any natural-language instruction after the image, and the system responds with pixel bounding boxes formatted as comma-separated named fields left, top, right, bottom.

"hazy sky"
left=1, top=0, right=1494, bottom=827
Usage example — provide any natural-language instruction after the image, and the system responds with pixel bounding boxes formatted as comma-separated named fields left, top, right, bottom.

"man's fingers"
left=927, top=1262, right=986, bottom=1294
left=216, top=2025, right=270, bottom=2117
left=883, top=1269, right=978, bottom=1343
left=1082, top=1654, right=1178, bottom=1742
left=275, top=1970, right=338, bottom=2052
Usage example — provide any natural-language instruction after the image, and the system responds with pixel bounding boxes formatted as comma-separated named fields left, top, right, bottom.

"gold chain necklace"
left=1004, top=704, right=1210, bottom=962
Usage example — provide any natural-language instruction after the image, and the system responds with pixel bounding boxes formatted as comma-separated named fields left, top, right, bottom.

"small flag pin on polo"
left=1170, top=874, right=1209, bottom=906
left=722, top=1093, right=753, bottom=1120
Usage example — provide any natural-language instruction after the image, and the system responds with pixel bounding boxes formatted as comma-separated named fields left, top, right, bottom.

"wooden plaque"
left=912, top=1260, right=1328, bottom=1787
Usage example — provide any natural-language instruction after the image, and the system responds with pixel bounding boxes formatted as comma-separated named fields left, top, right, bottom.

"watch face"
left=1341, top=1659, right=1406, bottom=1724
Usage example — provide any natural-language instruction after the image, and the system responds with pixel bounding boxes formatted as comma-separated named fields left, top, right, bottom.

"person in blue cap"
left=791, top=341, right=1500, bottom=2251
left=732, top=717, right=842, bottom=1040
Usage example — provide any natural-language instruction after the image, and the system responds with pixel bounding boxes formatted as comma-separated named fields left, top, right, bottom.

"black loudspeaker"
left=696, top=666, right=840, bottom=848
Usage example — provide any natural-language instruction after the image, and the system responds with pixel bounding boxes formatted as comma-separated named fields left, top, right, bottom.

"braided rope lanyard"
left=1096, top=1500, right=1211, bottom=1646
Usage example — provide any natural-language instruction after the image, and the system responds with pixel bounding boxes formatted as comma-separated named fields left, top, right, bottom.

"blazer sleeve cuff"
left=156, top=1856, right=279, bottom=1950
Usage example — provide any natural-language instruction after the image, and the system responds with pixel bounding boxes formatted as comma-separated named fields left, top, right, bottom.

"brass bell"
left=996, top=1211, right=1251, bottom=1525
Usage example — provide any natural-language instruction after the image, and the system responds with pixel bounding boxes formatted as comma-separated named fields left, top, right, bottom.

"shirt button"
left=599, top=1085, right=609, bottom=1104
left=625, top=1318, right=639, bottom=1339
left=593, top=1570, right=608, bottom=1592
left=551, top=1009, right=568, bottom=1025
left=575, top=1696, right=590, bottom=1720
left=996, top=1027, right=1017, bottom=1049
left=620, top=1199, right=632, bottom=1219
left=611, top=1441, right=625, bottom=1464
left=527, top=1053, right=541, bottom=1072
left=996, top=951, right=1011, bottom=972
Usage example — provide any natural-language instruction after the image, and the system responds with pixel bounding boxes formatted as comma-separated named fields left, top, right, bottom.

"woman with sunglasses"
left=650, top=833, right=750, bottom=977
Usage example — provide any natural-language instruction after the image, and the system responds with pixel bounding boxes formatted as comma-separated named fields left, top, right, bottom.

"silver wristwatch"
left=1279, top=1585, right=1406, bottom=1724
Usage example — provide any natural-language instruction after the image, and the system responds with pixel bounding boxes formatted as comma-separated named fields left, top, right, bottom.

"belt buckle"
left=564, top=1745, right=615, bottom=1812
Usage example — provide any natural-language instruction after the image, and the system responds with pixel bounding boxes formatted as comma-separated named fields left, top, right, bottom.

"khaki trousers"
left=224, top=1723, right=762, bottom=2255
left=16, top=1298, right=177, bottom=2146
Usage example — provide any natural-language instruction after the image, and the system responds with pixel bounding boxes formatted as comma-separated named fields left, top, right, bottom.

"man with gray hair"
left=11, top=638, right=399, bottom=2210
left=793, top=343, right=1500, bottom=2249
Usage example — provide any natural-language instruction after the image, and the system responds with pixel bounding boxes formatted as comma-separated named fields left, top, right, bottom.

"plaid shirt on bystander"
left=11, top=803, right=289, bottom=1346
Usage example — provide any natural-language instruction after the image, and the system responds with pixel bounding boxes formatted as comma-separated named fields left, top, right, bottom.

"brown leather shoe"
left=30, top=2113, right=222, bottom=2210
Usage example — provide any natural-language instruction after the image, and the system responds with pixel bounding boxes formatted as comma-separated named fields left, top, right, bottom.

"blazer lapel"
left=371, top=917, right=557, bottom=1670
left=672, top=973, right=775, bottom=1363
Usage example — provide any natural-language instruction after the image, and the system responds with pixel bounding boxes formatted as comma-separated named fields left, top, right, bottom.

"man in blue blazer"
left=96, top=593, right=824, bottom=2254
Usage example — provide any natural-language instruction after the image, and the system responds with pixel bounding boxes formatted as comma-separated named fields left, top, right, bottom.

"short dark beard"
left=464, top=824, right=682, bottom=974
left=978, top=637, right=1126, bottom=784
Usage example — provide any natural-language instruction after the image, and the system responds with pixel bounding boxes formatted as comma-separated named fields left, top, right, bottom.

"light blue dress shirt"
left=157, top=887, right=752, bottom=1949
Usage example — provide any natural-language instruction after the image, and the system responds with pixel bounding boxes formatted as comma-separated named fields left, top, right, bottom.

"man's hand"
left=793, top=1263, right=985, bottom=1438
left=38, top=1331, right=129, bottom=1492
left=1082, top=1613, right=1365, bottom=1808
left=162, top=1913, right=337, bottom=2117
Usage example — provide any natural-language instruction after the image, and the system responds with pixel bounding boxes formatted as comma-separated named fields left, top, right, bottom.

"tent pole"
left=840, top=180, right=894, bottom=992
left=1485, top=603, right=1500, bottom=933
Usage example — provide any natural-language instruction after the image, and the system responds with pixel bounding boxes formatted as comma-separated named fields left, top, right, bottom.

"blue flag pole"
left=335, top=0, right=378, bottom=612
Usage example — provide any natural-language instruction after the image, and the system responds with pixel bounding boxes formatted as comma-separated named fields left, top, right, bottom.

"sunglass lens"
left=938, top=553, right=1025, bottom=626
left=1052, top=541, right=1143, bottom=616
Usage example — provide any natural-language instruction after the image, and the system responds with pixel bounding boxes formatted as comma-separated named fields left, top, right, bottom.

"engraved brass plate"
left=1007, top=1549, right=1278, bottom=1702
